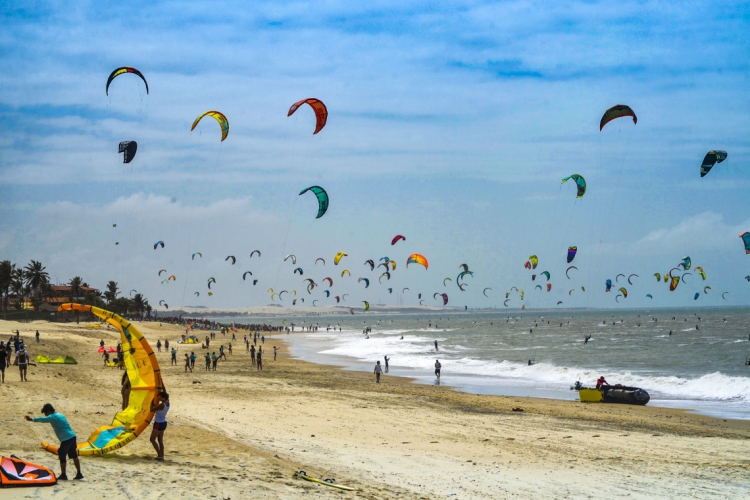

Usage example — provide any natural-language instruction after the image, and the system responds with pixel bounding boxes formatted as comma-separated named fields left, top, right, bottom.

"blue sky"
left=1, top=0, right=749, bottom=310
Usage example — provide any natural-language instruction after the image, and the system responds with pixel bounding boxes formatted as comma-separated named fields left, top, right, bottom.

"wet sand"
left=1, top=318, right=748, bottom=499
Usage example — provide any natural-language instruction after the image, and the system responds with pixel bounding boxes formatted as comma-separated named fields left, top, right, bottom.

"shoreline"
left=2, top=319, right=749, bottom=499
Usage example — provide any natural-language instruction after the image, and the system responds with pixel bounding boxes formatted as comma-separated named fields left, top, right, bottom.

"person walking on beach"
left=170, top=347, right=177, bottom=366
left=204, top=352, right=211, bottom=371
left=26, top=404, right=83, bottom=480
left=434, top=340, right=439, bottom=351
left=184, top=353, right=192, bottom=373
left=218, top=345, right=227, bottom=361
left=374, top=360, right=383, bottom=383
left=384, top=356, right=390, bottom=373
left=190, top=351, right=196, bottom=370
left=15, top=344, right=29, bottom=381
left=250, top=344, right=256, bottom=366
left=164, top=339, right=169, bottom=350
left=434, top=359, right=442, bottom=379
left=156, top=340, right=162, bottom=353
left=256, top=349, right=263, bottom=371
left=149, top=392, right=170, bottom=461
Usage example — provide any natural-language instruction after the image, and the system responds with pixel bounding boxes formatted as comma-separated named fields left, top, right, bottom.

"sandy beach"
left=1, top=318, right=748, bottom=499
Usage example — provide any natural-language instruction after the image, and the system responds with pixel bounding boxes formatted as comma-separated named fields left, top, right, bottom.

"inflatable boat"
left=578, top=385, right=650, bottom=405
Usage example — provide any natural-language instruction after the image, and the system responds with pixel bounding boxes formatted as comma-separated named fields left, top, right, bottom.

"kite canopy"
left=106, top=67, right=149, bottom=95
left=600, top=104, right=636, bottom=130
left=362, top=301, right=370, bottom=311
left=288, top=98, right=328, bottom=134
left=740, top=232, right=750, bottom=254
left=700, top=150, right=727, bottom=177
left=299, top=186, right=329, bottom=219
left=1, top=456, right=57, bottom=487
left=334, top=252, right=348, bottom=265
left=191, top=111, right=229, bottom=142
left=567, top=246, right=577, bottom=263
left=118, top=141, right=137, bottom=164
left=47, top=304, right=164, bottom=457
left=391, top=235, right=406, bottom=245
left=561, top=174, right=586, bottom=198
left=406, top=254, right=428, bottom=269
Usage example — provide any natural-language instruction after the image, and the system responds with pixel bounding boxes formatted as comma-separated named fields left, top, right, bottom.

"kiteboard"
left=293, top=470, right=357, bottom=491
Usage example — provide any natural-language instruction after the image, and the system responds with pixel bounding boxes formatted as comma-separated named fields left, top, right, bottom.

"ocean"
left=215, top=307, right=750, bottom=419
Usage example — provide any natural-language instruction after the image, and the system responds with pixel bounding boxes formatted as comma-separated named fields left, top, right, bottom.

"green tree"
left=0, top=260, right=15, bottom=313
left=67, top=277, right=85, bottom=323
left=104, top=281, right=120, bottom=305
left=23, top=260, right=50, bottom=314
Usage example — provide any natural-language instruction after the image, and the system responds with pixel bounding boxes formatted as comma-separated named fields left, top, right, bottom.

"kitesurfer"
left=149, top=392, right=170, bottom=461
left=374, top=360, right=383, bottom=383
left=26, top=404, right=83, bottom=480
left=434, top=340, right=439, bottom=351
left=584, top=335, right=591, bottom=345
left=595, top=376, right=609, bottom=390
left=435, top=359, right=442, bottom=379
left=384, top=356, right=390, bottom=373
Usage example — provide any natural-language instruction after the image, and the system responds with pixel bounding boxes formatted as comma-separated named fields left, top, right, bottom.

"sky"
left=1, top=0, right=749, bottom=311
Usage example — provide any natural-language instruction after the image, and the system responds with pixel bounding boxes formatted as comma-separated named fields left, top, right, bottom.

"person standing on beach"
left=149, top=392, right=170, bottom=461
left=434, top=359, right=441, bottom=379
left=250, top=344, right=256, bottom=366
left=26, top=404, right=83, bottom=480
left=189, top=351, right=196, bottom=370
left=261, top=335, right=265, bottom=344
left=0, top=341, right=6, bottom=383
left=165, top=339, right=169, bottom=351
left=15, top=344, right=29, bottom=382
left=35, top=330, right=40, bottom=343
left=184, top=353, right=192, bottom=373
left=211, top=352, right=218, bottom=371
left=256, top=349, right=263, bottom=371
left=204, top=352, right=211, bottom=371
left=374, top=361, right=382, bottom=383
left=384, top=356, right=390, bottom=373
left=170, top=347, right=177, bottom=366
left=156, top=340, right=162, bottom=353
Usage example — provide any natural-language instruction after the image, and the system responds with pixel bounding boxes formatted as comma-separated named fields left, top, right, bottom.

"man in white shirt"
left=374, top=361, right=383, bottom=383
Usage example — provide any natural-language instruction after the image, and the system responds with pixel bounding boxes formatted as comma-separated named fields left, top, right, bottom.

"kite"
left=168, top=275, right=176, bottom=281
left=389, top=261, right=397, bottom=271
left=312, top=300, right=318, bottom=306
left=541, top=271, right=551, bottom=281
left=207, top=277, right=216, bottom=289
left=407, top=254, right=428, bottom=269
left=380, top=257, right=390, bottom=263
left=316, top=258, right=325, bottom=265
left=129, top=289, right=137, bottom=297
left=458, top=283, right=467, bottom=291
left=531, top=275, right=536, bottom=281
left=557, top=301, right=563, bottom=305
left=334, top=252, right=348, bottom=265
left=285, top=254, right=297, bottom=264
left=682, top=273, right=692, bottom=284
left=207, top=292, right=213, bottom=296
left=654, top=273, right=661, bottom=282
left=335, top=296, right=340, bottom=303
left=343, top=294, right=349, bottom=300
left=482, top=288, right=492, bottom=297
left=106, top=67, right=149, bottom=95
left=194, top=292, right=199, bottom=296
left=243, top=271, right=252, bottom=280
left=567, top=246, right=577, bottom=263
left=444, top=277, right=452, bottom=286
left=618, top=287, right=628, bottom=298
left=364, top=259, right=375, bottom=270
left=191, top=111, right=229, bottom=141
left=250, top=250, right=261, bottom=258
left=379, top=272, right=391, bottom=283
left=569, top=289, right=574, bottom=295
left=669, top=276, right=680, bottom=291
left=294, top=267, right=304, bottom=275
left=704, top=286, right=711, bottom=294
left=740, top=232, right=750, bottom=254
left=271, top=293, right=278, bottom=301
left=615, top=295, right=622, bottom=303
left=158, top=300, right=166, bottom=306
left=323, top=277, right=333, bottom=287
left=267, top=288, right=274, bottom=293
left=362, top=301, right=370, bottom=312
left=391, top=235, right=406, bottom=245
left=402, top=288, right=409, bottom=293
left=48, top=304, right=164, bottom=456
left=341, top=270, right=350, bottom=277
left=616, top=274, right=626, bottom=283
left=504, top=299, right=510, bottom=307
left=192, top=252, right=202, bottom=260
left=694, top=293, right=700, bottom=301
left=458, top=264, right=469, bottom=272
left=153, top=241, right=164, bottom=249
left=299, top=186, right=329, bottom=219
left=118, top=141, right=137, bottom=163
left=561, top=174, right=586, bottom=198
left=288, top=98, right=328, bottom=134
left=565, top=266, right=577, bottom=279
left=535, top=285, right=542, bottom=290
left=695, top=267, right=706, bottom=280
left=457, top=271, right=474, bottom=282
left=158, top=269, right=166, bottom=276
left=646, top=294, right=652, bottom=299
left=524, top=261, right=531, bottom=269
left=700, top=150, right=728, bottom=177
left=680, top=256, right=691, bottom=270
left=358, top=277, right=370, bottom=288
left=605, top=279, right=612, bottom=292
left=436, top=293, right=448, bottom=305
left=546, top=283, right=552, bottom=292
left=600, top=104, right=637, bottom=131
left=528, top=255, right=538, bottom=269
left=664, top=274, right=668, bottom=283
left=225, top=256, right=236, bottom=265
left=627, top=274, right=638, bottom=285
left=279, top=291, right=288, bottom=300
left=722, top=292, right=728, bottom=299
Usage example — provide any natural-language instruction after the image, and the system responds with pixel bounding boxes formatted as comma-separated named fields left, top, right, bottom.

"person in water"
left=384, top=356, right=390, bottom=373
left=434, top=340, right=439, bottom=351
left=595, top=376, right=609, bottom=389
left=149, top=392, right=170, bottom=461
left=26, top=403, right=83, bottom=480
left=584, top=335, right=591, bottom=345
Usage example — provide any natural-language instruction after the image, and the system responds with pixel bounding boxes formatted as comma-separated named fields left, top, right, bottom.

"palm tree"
left=68, top=277, right=84, bottom=301
left=23, top=260, right=50, bottom=314
left=133, top=293, right=145, bottom=317
left=104, top=281, right=119, bottom=305
left=0, top=260, right=14, bottom=314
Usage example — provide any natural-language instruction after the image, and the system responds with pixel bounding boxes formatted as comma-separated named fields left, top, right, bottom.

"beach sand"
left=1, top=318, right=748, bottom=499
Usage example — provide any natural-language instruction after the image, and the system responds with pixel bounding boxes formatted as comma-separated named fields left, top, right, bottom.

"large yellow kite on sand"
left=42, top=303, right=165, bottom=456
